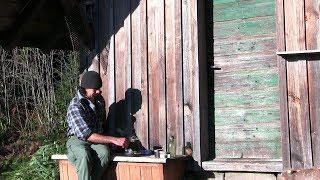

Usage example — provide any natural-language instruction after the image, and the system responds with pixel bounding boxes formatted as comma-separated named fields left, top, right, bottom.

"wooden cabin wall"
left=211, top=0, right=281, bottom=160
left=86, top=0, right=208, bottom=167
left=277, top=0, right=320, bottom=171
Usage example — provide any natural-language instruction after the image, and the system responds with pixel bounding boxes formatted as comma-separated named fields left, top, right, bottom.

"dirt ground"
left=0, top=139, right=39, bottom=169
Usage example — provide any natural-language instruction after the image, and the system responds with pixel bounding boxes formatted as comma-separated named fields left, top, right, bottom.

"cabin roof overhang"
left=0, top=0, right=94, bottom=51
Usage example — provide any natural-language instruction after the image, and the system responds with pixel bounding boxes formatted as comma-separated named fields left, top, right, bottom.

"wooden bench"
left=51, top=154, right=187, bottom=180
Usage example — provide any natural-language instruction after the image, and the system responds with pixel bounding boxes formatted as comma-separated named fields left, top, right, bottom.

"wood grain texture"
left=147, top=0, right=166, bottom=150
left=131, top=0, right=149, bottom=149
left=308, top=59, right=320, bottom=166
left=140, top=166, right=153, bottom=179
left=118, top=164, right=130, bottom=180
left=165, top=0, right=183, bottom=156
left=114, top=0, right=132, bottom=136
left=284, top=0, right=305, bottom=51
left=114, top=0, right=132, bottom=102
left=212, top=0, right=280, bottom=164
left=214, top=107, right=279, bottom=124
left=305, top=0, right=320, bottom=167
left=102, top=0, right=116, bottom=136
left=214, top=54, right=277, bottom=73
left=202, top=159, right=282, bottom=172
left=129, top=165, right=141, bottom=180
left=305, top=0, right=320, bottom=50
left=59, top=160, right=70, bottom=180
left=276, top=0, right=290, bottom=170
left=214, top=16, right=275, bottom=39
left=213, top=0, right=275, bottom=22
left=182, top=0, right=201, bottom=168
left=214, top=36, right=276, bottom=56
left=283, top=0, right=311, bottom=170
left=281, top=168, right=320, bottom=180
left=287, top=59, right=312, bottom=169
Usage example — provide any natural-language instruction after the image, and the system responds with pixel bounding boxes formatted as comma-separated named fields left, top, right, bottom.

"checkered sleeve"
left=67, top=103, right=92, bottom=141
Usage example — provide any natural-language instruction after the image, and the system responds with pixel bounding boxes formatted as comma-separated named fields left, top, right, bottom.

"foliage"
left=53, top=51, right=79, bottom=134
left=0, top=141, right=66, bottom=180
left=0, top=47, right=79, bottom=179
left=0, top=47, right=79, bottom=139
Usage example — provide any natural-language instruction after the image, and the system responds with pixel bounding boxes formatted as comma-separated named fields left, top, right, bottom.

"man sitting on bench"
left=66, top=71, right=129, bottom=180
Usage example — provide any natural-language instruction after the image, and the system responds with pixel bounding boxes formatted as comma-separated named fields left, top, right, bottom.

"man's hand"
left=113, top=137, right=130, bottom=148
left=87, top=133, right=130, bottom=148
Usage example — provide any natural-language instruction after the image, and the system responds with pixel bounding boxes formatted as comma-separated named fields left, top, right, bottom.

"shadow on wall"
left=106, top=88, right=145, bottom=150
left=80, top=0, right=141, bottom=73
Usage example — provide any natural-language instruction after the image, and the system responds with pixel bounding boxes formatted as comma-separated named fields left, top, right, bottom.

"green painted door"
left=210, top=0, right=281, bottom=159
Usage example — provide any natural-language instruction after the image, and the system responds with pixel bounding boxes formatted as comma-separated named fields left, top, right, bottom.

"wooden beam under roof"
left=1, top=0, right=47, bottom=50
left=59, top=0, right=94, bottom=50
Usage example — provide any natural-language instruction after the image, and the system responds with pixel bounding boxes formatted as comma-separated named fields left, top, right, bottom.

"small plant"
left=1, top=141, right=66, bottom=180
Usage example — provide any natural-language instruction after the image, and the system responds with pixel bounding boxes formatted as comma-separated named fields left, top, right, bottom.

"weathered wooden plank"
left=211, top=0, right=280, bottom=168
left=276, top=0, right=290, bottom=170
left=215, top=140, right=282, bottom=159
left=214, top=16, right=276, bottom=39
left=305, top=0, right=320, bottom=167
left=277, top=50, right=320, bottom=55
left=284, top=0, right=305, bottom=51
left=103, top=0, right=116, bottom=136
left=278, top=55, right=290, bottom=170
left=284, top=0, right=311, bottom=169
left=214, top=108, right=279, bottom=124
left=182, top=0, right=201, bottom=168
left=214, top=70, right=278, bottom=91
left=131, top=0, right=149, bottom=150
left=214, top=36, right=276, bottom=56
left=214, top=54, right=277, bottom=73
left=213, top=0, right=275, bottom=22
left=114, top=0, right=132, bottom=136
left=147, top=0, right=166, bottom=149
left=202, top=159, right=283, bottom=172
left=100, top=1, right=115, bottom=134
left=287, top=59, right=312, bottom=169
left=97, top=0, right=110, bottom=75
left=305, top=0, right=320, bottom=50
left=281, top=169, right=320, bottom=180
left=214, top=89, right=279, bottom=108
left=213, top=0, right=272, bottom=5
left=165, top=0, right=183, bottom=156
left=308, top=59, right=320, bottom=166
left=215, top=122, right=280, bottom=142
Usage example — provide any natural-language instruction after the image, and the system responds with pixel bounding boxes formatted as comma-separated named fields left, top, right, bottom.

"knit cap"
left=80, top=71, right=102, bottom=89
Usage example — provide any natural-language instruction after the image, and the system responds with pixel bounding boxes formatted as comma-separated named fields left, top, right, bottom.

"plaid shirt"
left=67, top=91, right=105, bottom=141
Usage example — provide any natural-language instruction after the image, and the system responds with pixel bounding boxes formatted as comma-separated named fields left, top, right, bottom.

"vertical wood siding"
left=277, top=0, right=320, bottom=170
left=276, top=0, right=290, bottom=169
left=212, top=0, right=281, bottom=159
left=147, top=0, right=166, bottom=150
left=165, top=0, right=184, bottom=155
left=305, top=0, right=320, bottom=168
left=95, top=0, right=207, bottom=166
left=131, top=0, right=149, bottom=150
